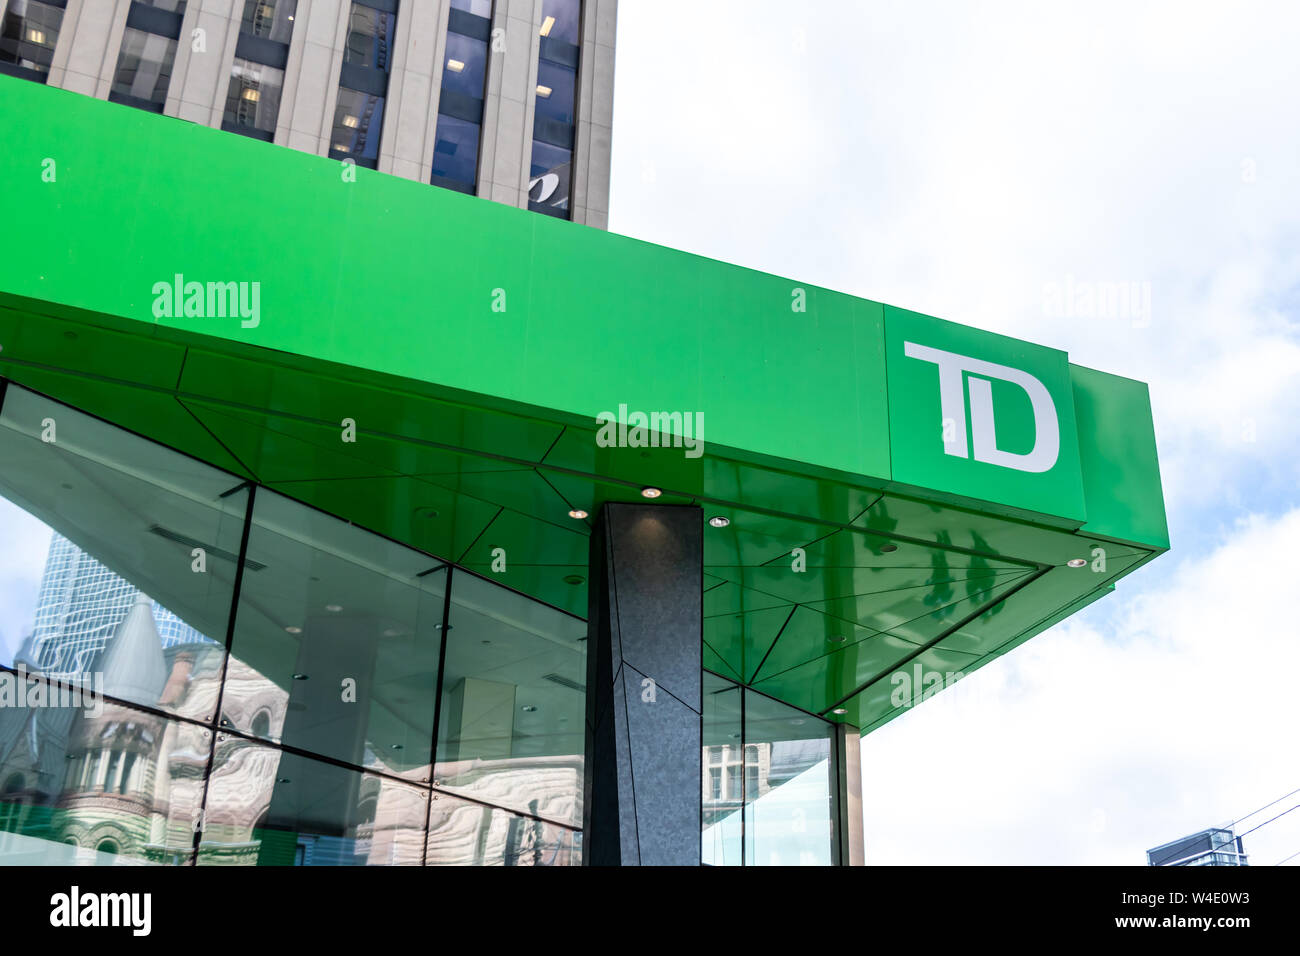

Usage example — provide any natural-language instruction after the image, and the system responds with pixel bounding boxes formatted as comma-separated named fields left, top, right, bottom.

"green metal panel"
left=1070, top=364, right=1170, bottom=549
left=0, top=75, right=1170, bottom=730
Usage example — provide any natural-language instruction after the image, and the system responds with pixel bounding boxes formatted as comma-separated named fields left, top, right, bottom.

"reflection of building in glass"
left=18, top=533, right=211, bottom=680
left=0, top=583, right=578, bottom=866
left=1147, top=827, right=1249, bottom=866
left=0, top=593, right=211, bottom=864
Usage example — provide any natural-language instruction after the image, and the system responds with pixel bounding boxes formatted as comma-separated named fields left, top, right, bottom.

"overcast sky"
left=610, top=0, right=1300, bottom=864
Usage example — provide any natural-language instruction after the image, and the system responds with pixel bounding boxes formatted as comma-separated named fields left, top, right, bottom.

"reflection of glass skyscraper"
left=19, top=533, right=212, bottom=679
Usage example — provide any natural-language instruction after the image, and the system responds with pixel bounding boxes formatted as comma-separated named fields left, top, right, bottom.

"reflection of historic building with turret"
left=0, top=593, right=216, bottom=862
left=2, top=587, right=579, bottom=865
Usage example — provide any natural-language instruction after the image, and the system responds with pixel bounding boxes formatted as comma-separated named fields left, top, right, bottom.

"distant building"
left=18, top=533, right=212, bottom=680
left=1147, top=827, right=1248, bottom=866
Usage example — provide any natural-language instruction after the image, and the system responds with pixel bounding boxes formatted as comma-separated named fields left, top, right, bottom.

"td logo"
left=903, top=341, right=1060, bottom=474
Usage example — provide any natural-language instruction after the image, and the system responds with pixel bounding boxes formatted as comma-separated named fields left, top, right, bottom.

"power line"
left=1237, top=801, right=1300, bottom=841
left=1273, top=849, right=1300, bottom=866
left=1226, top=784, right=1300, bottom=830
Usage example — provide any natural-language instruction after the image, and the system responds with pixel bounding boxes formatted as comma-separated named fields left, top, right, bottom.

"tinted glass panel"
left=426, top=789, right=580, bottom=865
left=220, top=490, right=445, bottom=782
left=433, top=571, right=585, bottom=827
left=534, top=58, right=576, bottom=127
left=198, top=737, right=427, bottom=865
left=0, top=386, right=245, bottom=722
left=240, top=0, right=296, bottom=43
left=329, top=86, right=385, bottom=163
left=450, top=0, right=492, bottom=16
left=111, top=27, right=178, bottom=107
left=701, top=672, right=743, bottom=865
left=224, top=57, right=285, bottom=133
left=528, top=140, right=571, bottom=213
left=538, top=0, right=579, bottom=46
left=432, top=114, right=480, bottom=188
left=440, top=29, right=487, bottom=99
left=0, top=0, right=64, bottom=77
left=743, top=690, right=834, bottom=866
left=343, top=3, right=396, bottom=70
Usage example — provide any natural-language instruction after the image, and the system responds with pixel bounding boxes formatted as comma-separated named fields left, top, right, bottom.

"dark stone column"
left=583, top=503, right=702, bottom=866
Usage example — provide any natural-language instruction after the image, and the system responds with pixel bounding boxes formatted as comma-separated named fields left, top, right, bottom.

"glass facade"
left=702, top=672, right=837, bottom=866
left=222, top=0, right=297, bottom=140
left=0, top=0, right=65, bottom=83
left=329, top=0, right=397, bottom=168
left=109, top=0, right=186, bottom=113
left=430, top=0, right=493, bottom=194
left=0, top=381, right=836, bottom=866
left=528, top=0, right=580, bottom=218
left=0, top=382, right=582, bottom=865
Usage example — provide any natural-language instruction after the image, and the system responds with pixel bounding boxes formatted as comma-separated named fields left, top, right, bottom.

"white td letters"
left=903, top=341, right=1060, bottom=474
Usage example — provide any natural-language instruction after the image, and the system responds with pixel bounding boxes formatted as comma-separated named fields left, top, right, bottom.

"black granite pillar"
left=583, top=503, right=702, bottom=866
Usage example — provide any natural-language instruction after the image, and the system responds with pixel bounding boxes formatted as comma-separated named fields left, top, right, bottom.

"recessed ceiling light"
left=390, top=743, right=404, bottom=750
left=536, top=84, right=552, bottom=97
left=521, top=705, right=538, bottom=713
left=569, top=509, right=589, bottom=519
left=325, top=605, right=342, bottom=613
left=242, top=87, right=260, bottom=102
left=342, top=114, right=359, bottom=128
left=1067, top=558, right=1087, bottom=568
left=708, top=516, right=730, bottom=528
left=284, top=626, right=302, bottom=634
left=879, top=543, right=898, bottom=553
left=832, top=707, right=848, bottom=715
left=563, top=574, right=585, bottom=585
left=640, top=487, right=662, bottom=498
left=291, top=673, right=309, bottom=681
left=539, top=15, right=555, bottom=36
left=447, top=58, right=465, bottom=72
left=828, top=635, right=847, bottom=644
